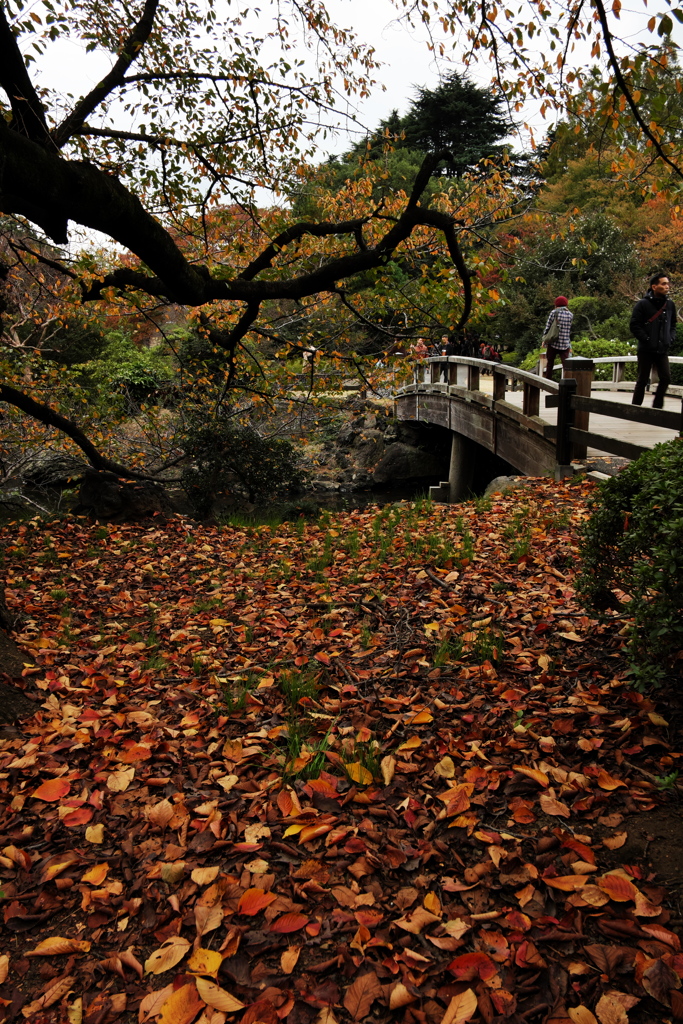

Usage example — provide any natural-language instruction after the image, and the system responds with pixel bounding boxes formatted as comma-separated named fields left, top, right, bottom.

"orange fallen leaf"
left=237, top=887, right=277, bottom=916
left=32, top=778, right=70, bottom=802
left=270, top=912, right=309, bottom=933
left=157, top=981, right=203, bottom=1024
left=27, top=937, right=91, bottom=956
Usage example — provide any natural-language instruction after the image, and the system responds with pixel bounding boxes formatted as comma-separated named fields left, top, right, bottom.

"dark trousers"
left=544, top=345, right=570, bottom=379
left=632, top=346, right=671, bottom=408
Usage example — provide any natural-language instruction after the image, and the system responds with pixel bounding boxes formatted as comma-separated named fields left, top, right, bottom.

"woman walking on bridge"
left=542, top=296, right=573, bottom=378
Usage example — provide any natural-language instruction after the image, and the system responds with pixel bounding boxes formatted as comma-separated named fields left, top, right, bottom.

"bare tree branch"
left=52, top=0, right=160, bottom=148
left=0, top=384, right=155, bottom=479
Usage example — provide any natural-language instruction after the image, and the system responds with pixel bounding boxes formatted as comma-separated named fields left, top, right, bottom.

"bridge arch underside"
left=396, top=392, right=556, bottom=478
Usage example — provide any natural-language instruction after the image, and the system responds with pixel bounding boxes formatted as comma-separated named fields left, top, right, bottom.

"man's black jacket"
left=630, top=289, right=678, bottom=353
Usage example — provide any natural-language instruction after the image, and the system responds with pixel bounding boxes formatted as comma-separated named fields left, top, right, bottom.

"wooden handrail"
left=591, top=355, right=683, bottom=364
left=423, top=356, right=561, bottom=393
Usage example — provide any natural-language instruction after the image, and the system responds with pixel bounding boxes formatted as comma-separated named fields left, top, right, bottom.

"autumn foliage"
left=0, top=480, right=681, bottom=1024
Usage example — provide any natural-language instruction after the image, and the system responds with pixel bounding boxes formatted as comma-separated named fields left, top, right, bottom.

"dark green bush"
left=181, top=419, right=306, bottom=517
left=577, top=439, right=683, bottom=688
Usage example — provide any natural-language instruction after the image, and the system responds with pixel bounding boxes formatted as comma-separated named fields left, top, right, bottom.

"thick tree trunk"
left=0, top=573, right=38, bottom=725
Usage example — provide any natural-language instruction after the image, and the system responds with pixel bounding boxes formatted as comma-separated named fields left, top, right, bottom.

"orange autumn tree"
left=1, top=0, right=683, bottom=473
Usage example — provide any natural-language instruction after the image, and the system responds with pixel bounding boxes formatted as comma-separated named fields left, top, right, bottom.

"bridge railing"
left=417, top=355, right=559, bottom=418
left=410, top=355, right=683, bottom=468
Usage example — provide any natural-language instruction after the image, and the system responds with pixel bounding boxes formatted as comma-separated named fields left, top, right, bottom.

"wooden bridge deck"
left=477, top=377, right=682, bottom=456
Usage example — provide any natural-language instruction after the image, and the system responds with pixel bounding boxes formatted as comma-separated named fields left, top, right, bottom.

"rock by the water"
left=21, top=451, right=88, bottom=489
left=484, top=475, right=523, bottom=496
left=78, top=469, right=172, bottom=520
left=372, top=443, right=445, bottom=485
left=354, top=430, right=385, bottom=469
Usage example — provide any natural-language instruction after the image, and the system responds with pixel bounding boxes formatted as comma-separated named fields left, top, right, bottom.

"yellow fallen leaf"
left=195, top=977, right=245, bottom=1012
left=434, top=756, right=456, bottom=779
left=346, top=762, right=372, bottom=786
left=144, top=936, right=191, bottom=975
left=397, top=735, right=422, bottom=751
left=281, top=946, right=301, bottom=975
left=424, top=891, right=441, bottom=915
left=380, top=755, right=395, bottom=786
left=106, top=767, right=135, bottom=792
left=215, top=774, right=239, bottom=793
left=187, top=947, right=223, bottom=977
left=85, top=824, right=104, bottom=844
left=191, top=865, right=221, bottom=886
left=648, top=712, right=669, bottom=727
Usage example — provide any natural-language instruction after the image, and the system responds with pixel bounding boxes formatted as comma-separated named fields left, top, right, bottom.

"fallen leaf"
left=85, top=824, right=104, bottom=844
left=346, top=762, right=373, bottom=785
left=21, top=975, right=75, bottom=1018
left=269, top=912, right=309, bottom=933
left=144, top=936, right=191, bottom=975
left=187, top=947, right=223, bottom=977
left=157, top=982, right=203, bottom=1024
left=237, top=887, right=277, bottom=916
left=195, top=977, right=245, bottom=1012
left=441, top=987, right=478, bottom=1024
left=32, top=778, right=70, bottom=802
left=27, top=937, right=91, bottom=956
left=280, top=946, right=301, bottom=975
left=343, top=971, right=381, bottom=1020
left=568, top=1007, right=598, bottom=1024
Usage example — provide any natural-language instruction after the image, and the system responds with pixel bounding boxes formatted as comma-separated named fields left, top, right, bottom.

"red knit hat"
left=554, top=296, right=569, bottom=307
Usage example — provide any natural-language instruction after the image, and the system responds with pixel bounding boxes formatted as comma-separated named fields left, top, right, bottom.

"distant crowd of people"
left=410, top=332, right=502, bottom=363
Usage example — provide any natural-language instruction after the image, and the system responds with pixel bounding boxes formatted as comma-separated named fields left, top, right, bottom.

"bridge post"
left=448, top=432, right=475, bottom=502
left=562, top=356, right=594, bottom=460
left=556, top=376, right=577, bottom=475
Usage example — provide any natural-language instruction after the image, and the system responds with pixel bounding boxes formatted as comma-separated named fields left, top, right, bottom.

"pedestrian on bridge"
left=542, top=296, right=573, bottom=378
left=630, top=273, right=677, bottom=409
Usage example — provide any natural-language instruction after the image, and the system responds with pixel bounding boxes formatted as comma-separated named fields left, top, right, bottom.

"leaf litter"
left=0, top=479, right=682, bottom=1024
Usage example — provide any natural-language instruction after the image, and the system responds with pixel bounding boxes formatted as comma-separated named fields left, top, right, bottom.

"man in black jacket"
left=630, top=273, right=677, bottom=408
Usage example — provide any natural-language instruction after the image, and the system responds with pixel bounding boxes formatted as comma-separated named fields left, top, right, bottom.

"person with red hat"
left=542, top=296, right=573, bottom=379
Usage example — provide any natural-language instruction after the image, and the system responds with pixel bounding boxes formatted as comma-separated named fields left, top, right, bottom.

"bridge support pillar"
left=429, top=432, right=475, bottom=503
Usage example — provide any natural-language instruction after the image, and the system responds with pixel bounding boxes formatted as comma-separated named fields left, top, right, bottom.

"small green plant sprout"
left=468, top=624, right=505, bottom=666
left=279, top=669, right=318, bottom=708
left=433, top=636, right=463, bottom=667
left=655, top=769, right=679, bottom=792
left=218, top=674, right=254, bottom=714
left=341, top=726, right=381, bottom=785
left=281, top=723, right=334, bottom=781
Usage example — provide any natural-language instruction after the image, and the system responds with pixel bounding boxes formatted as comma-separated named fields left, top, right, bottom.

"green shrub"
left=577, top=439, right=683, bottom=689
left=181, top=418, right=306, bottom=516
left=520, top=337, right=636, bottom=380
left=74, top=331, right=174, bottom=405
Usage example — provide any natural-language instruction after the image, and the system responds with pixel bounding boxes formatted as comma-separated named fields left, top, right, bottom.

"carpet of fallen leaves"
left=1, top=477, right=682, bottom=1024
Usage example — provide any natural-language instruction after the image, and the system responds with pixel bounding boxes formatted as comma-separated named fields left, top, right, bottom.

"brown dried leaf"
left=343, top=971, right=381, bottom=1020
left=21, top=975, right=75, bottom=1018
left=441, top=987, right=478, bottom=1024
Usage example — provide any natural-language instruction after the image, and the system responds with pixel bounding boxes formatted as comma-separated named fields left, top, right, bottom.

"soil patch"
left=617, top=806, right=683, bottom=908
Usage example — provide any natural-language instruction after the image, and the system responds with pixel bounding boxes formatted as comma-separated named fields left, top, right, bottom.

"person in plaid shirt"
left=543, top=296, right=573, bottom=378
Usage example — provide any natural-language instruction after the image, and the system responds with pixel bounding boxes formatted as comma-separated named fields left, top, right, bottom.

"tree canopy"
left=2, top=0, right=683, bottom=475
left=353, top=72, right=514, bottom=177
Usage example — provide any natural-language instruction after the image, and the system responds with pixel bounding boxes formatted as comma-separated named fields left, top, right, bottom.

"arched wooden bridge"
left=395, top=355, right=683, bottom=500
